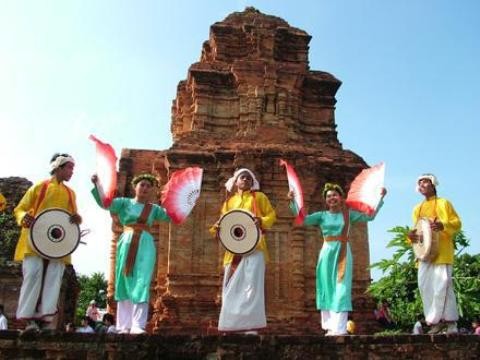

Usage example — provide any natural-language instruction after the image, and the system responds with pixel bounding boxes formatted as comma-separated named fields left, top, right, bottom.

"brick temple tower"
left=109, top=7, right=378, bottom=335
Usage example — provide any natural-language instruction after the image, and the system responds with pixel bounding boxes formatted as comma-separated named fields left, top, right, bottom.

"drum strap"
left=323, top=209, right=350, bottom=282
left=123, top=203, right=152, bottom=276
left=33, top=179, right=75, bottom=216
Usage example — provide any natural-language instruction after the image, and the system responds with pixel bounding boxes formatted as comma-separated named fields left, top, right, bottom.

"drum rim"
left=218, top=209, right=260, bottom=255
left=413, top=217, right=438, bottom=262
left=29, top=208, right=81, bottom=259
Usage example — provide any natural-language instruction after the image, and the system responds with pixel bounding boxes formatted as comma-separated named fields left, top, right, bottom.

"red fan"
left=346, top=162, right=385, bottom=216
left=89, top=135, right=118, bottom=208
left=280, top=159, right=305, bottom=225
left=161, top=167, right=203, bottom=224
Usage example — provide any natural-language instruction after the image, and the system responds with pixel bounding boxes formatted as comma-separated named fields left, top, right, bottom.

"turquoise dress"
left=92, top=188, right=170, bottom=303
left=301, top=202, right=383, bottom=312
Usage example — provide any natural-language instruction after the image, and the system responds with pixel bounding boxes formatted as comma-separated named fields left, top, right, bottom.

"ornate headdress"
left=322, top=182, right=344, bottom=198
left=131, top=173, right=159, bottom=187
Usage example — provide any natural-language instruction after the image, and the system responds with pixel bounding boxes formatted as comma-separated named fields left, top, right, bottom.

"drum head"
left=413, top=217, right=438, bottom=262
left=218, top=209, right=260, bottom=255
left=29, top=208, right=81, bottom=259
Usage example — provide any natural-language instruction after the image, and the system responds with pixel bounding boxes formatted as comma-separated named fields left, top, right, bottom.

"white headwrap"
left=50, top=155, right=75, bottom=172
left=416, top=173, right=438, bottom=192
left=225, top=168, right=260, bottom=192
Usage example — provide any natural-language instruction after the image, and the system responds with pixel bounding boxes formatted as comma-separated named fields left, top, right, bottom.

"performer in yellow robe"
left=14, top=153, right=82, bottom=331
left=211, top=168, right=276, bottom=333
left=408, top=174, right=461, bottom=334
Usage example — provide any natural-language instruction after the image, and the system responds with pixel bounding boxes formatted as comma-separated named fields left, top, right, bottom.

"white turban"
left=50, top=155, right=75, bottom=172
left=416, top=173, right=438, bottom=192
left=225, top=168, right=260, bottom=192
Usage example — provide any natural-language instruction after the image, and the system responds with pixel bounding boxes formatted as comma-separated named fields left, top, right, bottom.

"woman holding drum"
left=289, top=183, right=386, bottom=336
left=407, top=174, right=461, bottom=334
left=91, top=173, right=171, bottom=334
left=211, top=168, right=276, bottom=333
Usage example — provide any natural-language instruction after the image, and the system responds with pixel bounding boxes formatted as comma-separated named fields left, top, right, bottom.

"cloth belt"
left=323, top=209, right=350, bottom=282
left=123, top=203, right=152, bottom=276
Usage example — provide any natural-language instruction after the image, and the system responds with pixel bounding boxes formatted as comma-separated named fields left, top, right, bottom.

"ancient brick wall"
left=112, top=7, right=379, bottom=335
left=1, top=332, right=479, bottom=360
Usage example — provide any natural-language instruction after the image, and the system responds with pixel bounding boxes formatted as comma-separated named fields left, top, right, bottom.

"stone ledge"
left=0, top=331, right=479, bottom=359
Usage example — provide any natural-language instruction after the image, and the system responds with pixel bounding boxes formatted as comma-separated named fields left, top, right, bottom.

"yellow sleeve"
left=13, top=183, right=39, bottom=226
left=209, top=200, right=228, bottom=236
left=437, top=199, right=461, bottom=237
left=256, top=192, right=276, bottom=230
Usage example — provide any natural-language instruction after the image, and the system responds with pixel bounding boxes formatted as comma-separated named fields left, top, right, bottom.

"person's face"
left=235, top=172, right=253, bottom=191
left=55, top=162, right=74, bottom=182
left=135, top=179, right=153, bottom=198
left=325, top=190, right=343, bottom=208
left=418, top=178, right=435, bottom=197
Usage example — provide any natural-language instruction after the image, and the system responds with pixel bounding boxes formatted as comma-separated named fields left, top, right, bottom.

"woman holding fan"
left=288, top=182, right=386, bottom=336
left=91, top=173, right=171, bottom=334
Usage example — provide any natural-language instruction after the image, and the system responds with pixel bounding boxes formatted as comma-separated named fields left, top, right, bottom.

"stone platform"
left=0, top=331, right=478, bottom=359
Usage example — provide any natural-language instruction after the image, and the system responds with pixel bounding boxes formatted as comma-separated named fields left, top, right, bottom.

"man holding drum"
left=13, top=153, right=82, bottom=331
left=211, top=168, right=276, bottom=333
left=408, top=174, right=461, bottom=334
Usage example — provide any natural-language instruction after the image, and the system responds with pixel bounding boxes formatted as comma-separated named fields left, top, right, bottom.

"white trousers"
left=418, top=262, right=458, bottom=324
left=321, top=310, right=348, bottom=335
left=218, top=251, right=266, bottom=332
left=16, top=256, right=65, bottom=321
left=116, top=300, right=149, bottom=333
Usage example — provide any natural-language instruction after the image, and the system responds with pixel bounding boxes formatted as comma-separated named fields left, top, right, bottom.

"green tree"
left=368, top=226, right=479, bottom=332
left=0, top=212, right=20, bottom=264
left=76, top=272, right=107, bottom=321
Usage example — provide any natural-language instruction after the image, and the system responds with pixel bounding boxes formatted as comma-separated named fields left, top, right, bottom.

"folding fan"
left=161, top=167, right=203, bottom=224
left=280, top=159, right=305, bottom=225
left=89, top=135, right=118, bottom=208
left=345, top=162, right=385, bottom=216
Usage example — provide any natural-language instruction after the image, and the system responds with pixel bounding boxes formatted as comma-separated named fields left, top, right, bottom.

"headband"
left=416, top=173, right=438, bottom=192
left=225, top=168, right=260, bottom=192
left=131, top=173, right=159, bottom=187
left=323, top=182, right=344, bottom=198
left=50, top=155, right=75, bottom=172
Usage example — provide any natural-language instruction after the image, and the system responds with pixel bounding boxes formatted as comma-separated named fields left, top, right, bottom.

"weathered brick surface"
left=110, top=7, right=379, bottom=335
left=0, top=332, right=479, bottom=360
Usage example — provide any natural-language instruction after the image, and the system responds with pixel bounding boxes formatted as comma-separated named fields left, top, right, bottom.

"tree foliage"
left=76, top=272, right=108, bottom=321
left=0, top=212, right=20, bottom=264
left=368, top=226, right=480, bottom=331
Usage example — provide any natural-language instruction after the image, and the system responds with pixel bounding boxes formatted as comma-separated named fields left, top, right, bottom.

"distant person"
left=65, top=322, right=75, bottom=333
left=86, top=300, right=100, bottom=321
left=375, top=301, right=394, bottom=329
left=472, top=318, right=480, bottom=335
left=103, top=313, right=117, bottom=334
left=76, top=316, right=95, bottom=333
left=14, top=153, right=82, bottom=331
left=407, top=174, right=461, bottom=334
left=0, top=304, right=8, bottom=330
left=412, top=315, right=424, bottom=335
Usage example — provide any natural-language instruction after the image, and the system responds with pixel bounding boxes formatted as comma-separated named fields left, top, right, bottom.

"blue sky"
left=1, top=1, right=479, bottom=279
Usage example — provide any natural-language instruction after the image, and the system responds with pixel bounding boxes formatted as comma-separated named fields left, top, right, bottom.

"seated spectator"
left=76, top=316, right=95, bottom=333
left=472, top=318, right=480, bottom=335
left=86, top=300, right=100, bottom=322
left=374, top=300, right=394, bottom=329
left=104, top=313, right=117, bottom=334
left=65, top=322, right=75, bottom=333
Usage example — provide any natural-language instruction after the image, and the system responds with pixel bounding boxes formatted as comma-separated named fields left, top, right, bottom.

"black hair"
left=103, top=313, right=114, bottom=324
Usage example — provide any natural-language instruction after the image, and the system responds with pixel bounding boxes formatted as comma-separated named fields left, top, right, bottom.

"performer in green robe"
left=290, top=183, right=385, bottom=335
left=92, top=173, right=170, bottom=334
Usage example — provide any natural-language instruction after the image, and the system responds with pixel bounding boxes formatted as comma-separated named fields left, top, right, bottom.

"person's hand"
left=21, top=213, right=35, bottom=228
left=254, top=217, right=262, bottom=228
left=431, top=218, right=444, bottom=232
left=91, top=174, right=98, bottom=184
left=380, top=187, right=387, bottom=197
left=70, top=213, right=82, bottom=225
left=408, top=229, right=418, bottom=243
left=287, top=190, right=294, bottom=200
